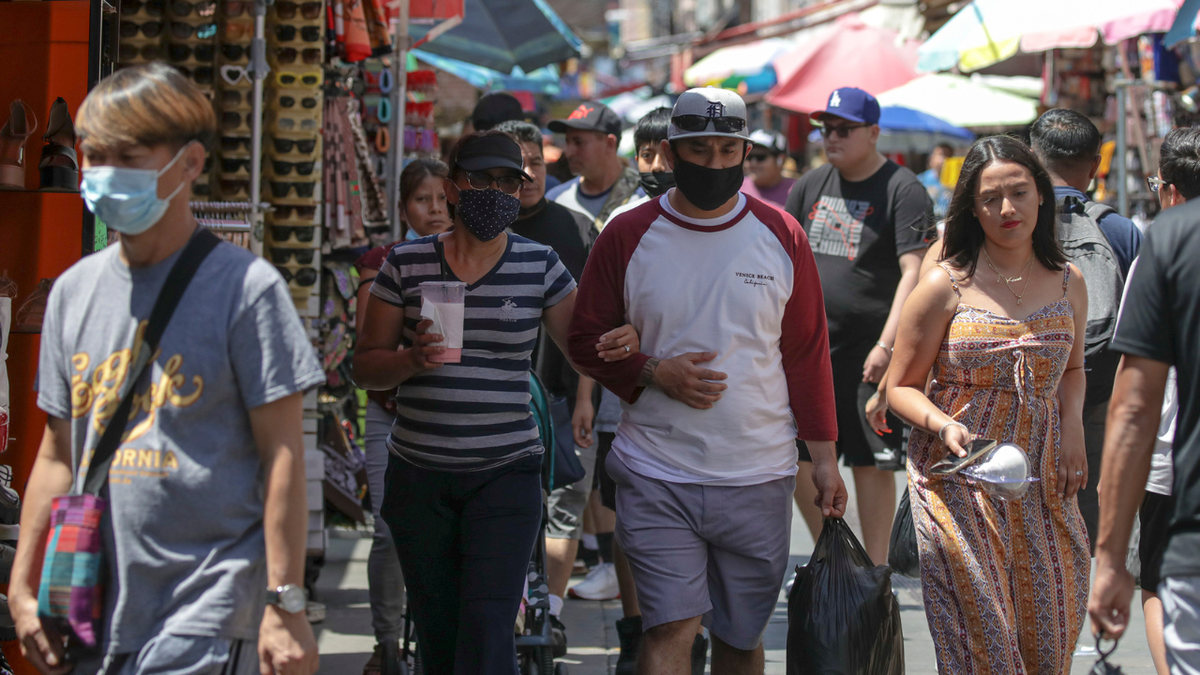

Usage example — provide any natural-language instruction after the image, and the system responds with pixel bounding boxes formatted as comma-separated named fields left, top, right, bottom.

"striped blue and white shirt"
left=370, top=233, right=576, bottom=471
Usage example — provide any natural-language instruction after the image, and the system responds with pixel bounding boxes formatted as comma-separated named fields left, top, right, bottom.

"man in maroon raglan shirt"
left=568, top=87, right=846, bottom=674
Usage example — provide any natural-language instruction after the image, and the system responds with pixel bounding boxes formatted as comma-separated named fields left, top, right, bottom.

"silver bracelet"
left=875, top=341, right=892, bottom=353
left=938, top=420, right=968, bottom=442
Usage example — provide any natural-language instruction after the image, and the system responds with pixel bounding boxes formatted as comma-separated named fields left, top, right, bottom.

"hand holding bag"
left=36, top=229, right=219, bottom=650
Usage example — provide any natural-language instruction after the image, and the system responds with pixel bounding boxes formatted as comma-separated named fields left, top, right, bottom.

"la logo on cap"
left=568, top=104, right=594, bottom=120
left=829, top=91, right=842, bottom=108
left=705, top=101, right=725, bottom=117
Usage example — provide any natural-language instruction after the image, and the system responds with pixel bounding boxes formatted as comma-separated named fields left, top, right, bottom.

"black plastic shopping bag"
left=787, top=518, right=904, bottom=675
left=888, top=487, right=921, bottom=578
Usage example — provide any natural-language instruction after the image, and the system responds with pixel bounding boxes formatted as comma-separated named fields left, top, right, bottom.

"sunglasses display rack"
left=211, top=0, right=254, bottom=208
left=263, top=0, right=325, bottom=316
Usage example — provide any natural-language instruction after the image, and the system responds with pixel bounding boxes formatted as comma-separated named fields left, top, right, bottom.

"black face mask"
left=671, top=154, right=744, bottom=212
left=638, top=171, right=675, bottom=198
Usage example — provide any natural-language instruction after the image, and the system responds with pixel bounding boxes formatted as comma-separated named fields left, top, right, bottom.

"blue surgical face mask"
left=81, top=144, right=192, bottom=235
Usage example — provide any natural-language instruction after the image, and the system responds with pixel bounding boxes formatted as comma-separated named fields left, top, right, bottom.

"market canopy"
left=684, top=39, right=793, bottom=95
left=764, top=14, right=920, bottom=115
left=409, top=0, right=582, bottom=73
left=877, top=106, right=975, bottom=152
left=876, top=74, right=1039, bottom=128
left=919, top=0, right=1184, bottom=73
left=411, top=49, right=561, bottom=96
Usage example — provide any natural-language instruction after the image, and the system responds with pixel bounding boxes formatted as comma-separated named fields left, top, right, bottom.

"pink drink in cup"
left=419, top=281, right=466, bottom=363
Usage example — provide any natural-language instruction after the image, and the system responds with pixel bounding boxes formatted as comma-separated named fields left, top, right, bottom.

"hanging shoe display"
left=38, top=97, right=79, bottom=192
left=0, top=100, right=36, bottom=190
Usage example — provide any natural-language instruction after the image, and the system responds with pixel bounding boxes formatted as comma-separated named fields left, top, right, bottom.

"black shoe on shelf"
left=0, top=466, right=19, bottom=526
left=0, top=594, right=15, bottom=642
left=549, top=614, right=568, bottom=658
left=691, top=633, right=708, bottom=675
left=615, top=615, right=642, bottom=675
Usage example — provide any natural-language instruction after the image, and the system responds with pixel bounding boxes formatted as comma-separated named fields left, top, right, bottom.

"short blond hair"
left=77, top=63, right=217, bottom=153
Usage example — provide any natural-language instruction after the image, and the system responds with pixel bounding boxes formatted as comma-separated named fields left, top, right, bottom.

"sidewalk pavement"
left=313, top=468, right=1155, bottom=674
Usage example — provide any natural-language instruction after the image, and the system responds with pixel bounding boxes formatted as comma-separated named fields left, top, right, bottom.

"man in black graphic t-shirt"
left=785, top=87, right=932, bottom=563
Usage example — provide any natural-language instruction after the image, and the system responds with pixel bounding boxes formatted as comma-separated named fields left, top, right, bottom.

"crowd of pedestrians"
left=14, top=62, right=1200, bottom=675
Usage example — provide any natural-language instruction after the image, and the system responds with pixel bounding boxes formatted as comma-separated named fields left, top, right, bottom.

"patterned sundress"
left=907, top=264, right=1090, bottom=674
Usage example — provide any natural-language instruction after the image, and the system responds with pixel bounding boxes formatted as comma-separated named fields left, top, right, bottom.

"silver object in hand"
left=624, top=345, right=630, bottom=353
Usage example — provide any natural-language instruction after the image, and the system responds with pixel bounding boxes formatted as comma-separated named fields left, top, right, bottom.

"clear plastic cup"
left=418, top=281, right=466, bottom=363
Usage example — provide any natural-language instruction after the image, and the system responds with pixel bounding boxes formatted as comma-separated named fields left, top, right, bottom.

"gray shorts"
left=606, top=451, right=794, bottom=650
left=545, top=439, right=598, bottom=540
left=78, top=635, right=258, bottom=675
left=1163, top=575, right=1200, bottom=675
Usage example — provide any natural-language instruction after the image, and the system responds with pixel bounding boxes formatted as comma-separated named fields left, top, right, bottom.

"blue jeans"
left=381, top=452, right=542, bottom=675
left=365, top=401, right=406, bottom=642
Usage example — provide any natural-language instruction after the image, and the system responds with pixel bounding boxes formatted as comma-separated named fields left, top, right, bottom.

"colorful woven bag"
left=35, top=229, right=219, bottom=650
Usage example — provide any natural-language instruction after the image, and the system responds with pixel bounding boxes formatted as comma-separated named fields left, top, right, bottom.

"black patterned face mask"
left=671, top=153, right=744, bottom=211
left=639, top=171, right=675, bottom=198
left=454, top=186, right=521, bottom=241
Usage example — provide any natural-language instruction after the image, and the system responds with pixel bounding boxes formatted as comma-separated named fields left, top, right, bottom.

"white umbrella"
left=876, top=74, right=1039, bottom=129
left=684, top=38, right=794, bottom=87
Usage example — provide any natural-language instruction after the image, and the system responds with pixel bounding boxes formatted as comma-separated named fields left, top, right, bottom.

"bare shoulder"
left=907, top=264, right=961, bottom=316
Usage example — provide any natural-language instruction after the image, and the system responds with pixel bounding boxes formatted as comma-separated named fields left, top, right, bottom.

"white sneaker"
left=568, top=562, right=620, bottom=600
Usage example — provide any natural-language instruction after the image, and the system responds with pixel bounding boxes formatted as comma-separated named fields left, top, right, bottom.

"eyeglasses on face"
left=272, top=160, right=315, bottom=176
left=1147, top=176, right=1168, bottom=193
left=462, top=170, right=523, bottom=195
left=269, top=247, right=315, bottom=265
left=275, top=1, right=322, bottom=19
left=273, top=205, right=319, bottom=220
left=271, top=225, right=316, bottom=242
left=270, top=181, right=317, bottom=198
left=272, top=137, right=318, bottom=154
left=275, top=265, right=319, bottom=286
left=671, top=115, right=746, bottom=134
left=819, top=123, right=870, bottom=139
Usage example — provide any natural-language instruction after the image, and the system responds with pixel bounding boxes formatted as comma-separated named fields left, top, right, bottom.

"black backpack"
left=1057, top=194, right=1125, bottom=406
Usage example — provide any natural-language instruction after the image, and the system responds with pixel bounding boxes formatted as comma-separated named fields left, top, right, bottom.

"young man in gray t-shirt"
left=10, top=64, right=323, bottom=675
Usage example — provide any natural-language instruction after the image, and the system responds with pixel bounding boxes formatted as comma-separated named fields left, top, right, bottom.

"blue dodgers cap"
left=810, top=87, right=881, bottom=125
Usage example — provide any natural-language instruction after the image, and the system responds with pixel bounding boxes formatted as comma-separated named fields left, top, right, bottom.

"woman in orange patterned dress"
left=886, top=135, right=1091, bottom=674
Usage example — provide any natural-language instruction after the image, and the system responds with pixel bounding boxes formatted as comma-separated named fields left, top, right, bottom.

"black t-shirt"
left=785, top=161, right=933, bottom=356
left=1110, top=198, right=1200, bottom=578
left=510, top=198, right=593, bottom=397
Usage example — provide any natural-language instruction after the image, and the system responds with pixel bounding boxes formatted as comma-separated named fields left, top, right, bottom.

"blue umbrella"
left=410, top=0, right=583, bottom=74
left=879, top=106, right=975, bottom=140
left=412, top=49, right=561, bottom=96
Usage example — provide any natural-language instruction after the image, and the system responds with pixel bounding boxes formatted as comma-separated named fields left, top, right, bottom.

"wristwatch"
left=265, top=584, right=307, bottom=614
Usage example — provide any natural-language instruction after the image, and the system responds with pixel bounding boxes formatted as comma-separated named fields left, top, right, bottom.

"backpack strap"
left=938, top=262, right=961, bottom=298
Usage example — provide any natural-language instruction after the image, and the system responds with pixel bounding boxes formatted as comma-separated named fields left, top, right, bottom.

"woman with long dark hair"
left=886, top=135, right=1090, bottom=672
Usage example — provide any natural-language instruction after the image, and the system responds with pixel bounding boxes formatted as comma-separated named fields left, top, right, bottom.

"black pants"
left=1077, top=400, right=1108, bottom=552
left=381, top=453, right=543, bottom=675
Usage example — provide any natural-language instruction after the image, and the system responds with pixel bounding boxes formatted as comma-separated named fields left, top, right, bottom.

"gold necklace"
left=982, top=247, right=1035, bottom=305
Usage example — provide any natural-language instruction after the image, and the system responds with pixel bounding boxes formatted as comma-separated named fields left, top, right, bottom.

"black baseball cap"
left=548, top=102, right=622, bottom=136
left=471, top=93, right=525, bottom=131
left=454, top=133, right=533, bottom=181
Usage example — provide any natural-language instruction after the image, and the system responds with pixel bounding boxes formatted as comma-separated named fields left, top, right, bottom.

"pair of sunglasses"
left=221, top=88, right=252, bottom=107
left=225, top=0, right=248, bottom=17
left=276, top=71, right=322, bottom=87
left=269, top=247, right=315, bottom=265
left=273, top=205, right=318, bottom=220
left=120, top=20, right=163, bottom=37
left=221, top=157, right=252, bottom=173
left=270, top=181, right=316, bottom=198
left=223, top=21, right=252, bottom=40
left=271, top=224, right=316, bottom=242
left=274, top=25, right=321, bottom=42
left=272, top=136, right=317, bottom=154
left=273, top=160, right=315, bottom=176
left=671, top=115, right=746, bottom=134
left=463, top=170, right=523, bottom=196
left=170, top=0, right=214, bottom=16
left=222, top=111, right=252, bottom=130
left=168, top=43, right=215, bottom=62
left=193, top=182, right=211, bottom=196
left=221, top=135, right=254, bottom=152
left=124, top=0, right=165, bottom=15
left=275, top=1, right=322, bottom=19
left=819, top=123, right=870, bottom=139
left=275, top=117, right=319, bottom=131
left=220, top=178, right=250, bottom=194
left=174, top=65, right=214, bottom=84
left=278, top=94, right=319, bottom=109
left=169, top=21, right=216, bottom=39
left=276, top=47, right=322, bottom=65
left=276, top=265, right=318, bottom=286
left=119, top=43, right=162, bottom=61
left=221, top=44, right=249, bottom=61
